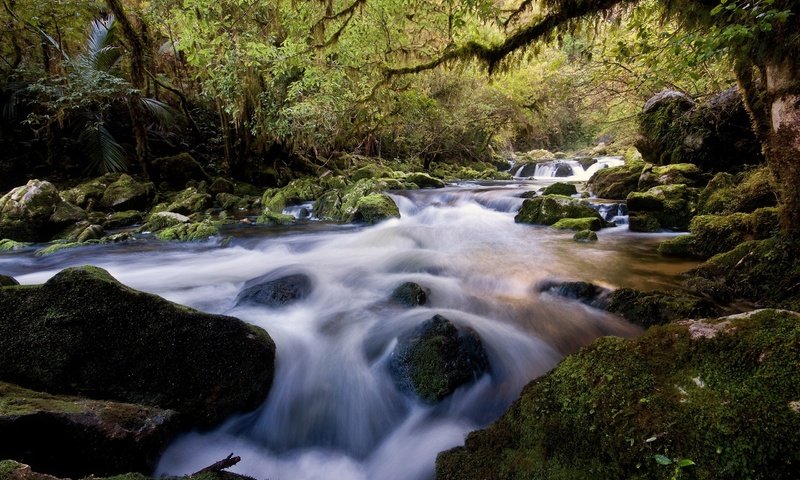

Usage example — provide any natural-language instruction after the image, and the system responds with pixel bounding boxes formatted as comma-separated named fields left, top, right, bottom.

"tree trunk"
left=764, top=59, right=800, bottom=236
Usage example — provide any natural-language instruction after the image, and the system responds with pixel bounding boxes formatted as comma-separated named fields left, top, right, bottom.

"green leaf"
left=655, top=454, right=673, bottom=465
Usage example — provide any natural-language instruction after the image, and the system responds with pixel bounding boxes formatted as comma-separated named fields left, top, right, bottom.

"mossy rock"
left=0, top=275, right=18, bottom=286
left=436, top=309, right=800, bottom=480
left=605, top=288, right=719, bottom=327
left=155, top=221, right=218, bottom=242
left=538, top=280, right=609, bottom=307
left=573, top=230, right=598, bottom=242
left=698, top=166, right=777, bottom=215
left=687, top=236, right=800, bottom=310
left=389, top=315, right=489, bottom=403
left=235, top=272, right=313, bottom=308
left=105, top=211, right=144, bottom=229
left=637, top=163, right=705, bottom=190
left=515, top=196, right=602, bottom=226
left=350, top=164, right=397, bottom=181
left=390, top=282, right=428, bottom=307
left=216, top=193, right=247, bottom=211
left=542, top=182, right=578, bottom=196
left=152, top=153, right=209, bottom=190
left=0, top=239, right=31, bottom=252
left=627, top=184, right=698, bottom=232
left=208, top=177, right=235, bottom=196
left=258, top=211, right=295, bottom=226
left=0, top=460, right=254, bottom=480
left=0, top=382, right=177, bottom=478
left=0, top=266, right=276, bottom=428
left=145, top=212, right=189, bottom=232
left=551, top=217, right=604, bottom=232
left=261, top=177, right=327, bottom=213
left=0, top=180, right=65, bottom=242
left=163, top=188, right=212, bottom=216
left=60, top=174, right=121, bottom=210
left=405, top=172, right=445, bottom=189
left=49, top=202, right=87, bottom=228
left=352, top=194, right=400, bottom=224
left=99, top=175, right=155, bottom=212
left=587, top=160, right=644, bottom=200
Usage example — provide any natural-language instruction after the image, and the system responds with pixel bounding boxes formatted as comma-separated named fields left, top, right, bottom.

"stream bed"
left=0, top=179, right=699, bottom=480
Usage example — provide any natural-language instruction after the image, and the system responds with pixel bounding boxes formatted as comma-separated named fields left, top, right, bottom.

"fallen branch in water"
left=192, top=453, right=241, bottom=475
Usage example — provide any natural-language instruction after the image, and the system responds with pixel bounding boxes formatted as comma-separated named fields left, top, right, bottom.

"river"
left=0, top=175, right=699, bottom=480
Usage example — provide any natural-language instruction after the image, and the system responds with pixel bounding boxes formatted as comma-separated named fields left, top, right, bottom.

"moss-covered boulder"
left=658, top=207, right=779, bottom=259
left=0, top=266, right=275, bottom=427
left=587, top=160, right=644, bottom=200
left=216, top=193, right=247, bottom=211
left=389, top=315, right=489, bottom=403
left=0, top=382, right=176, bottom=478
left=152, top=153, right=209, bottom=190
left=605, top=288, right=719, bottom=327
left=105, top=210, right=144, bottom=229
left=0, top=180, right=70, bottom=242
left=542, top=182, right=578, bottom=196
left=405, top=172, right=445, bottom=189
left=163, top=188, right=212, bottom=216
left=313, top=178, right=401, bottom=223
left=637, top=163, right=704, bottom=190
left=145, top=211, right=189, bottom=232
left=687, top=236, right=800, bottom=310
left=261, top=177, right=327, bottom=213
left=573, top=230, right=598, bottom=242
left=635, top=88, right=763, bottom=171
left=257, top=211, right=295, bottom=226
left=698, top=166, right=777, bottom=215
left=0, top=275, right=18, bottom=286
left=538, top=280, right=609, bottom=308
left=627, top=184, right=698, bottom=232
left=99, top=175, right=155, bottom=212
left=0, top=239, right=31, bottom=252
left=436, top=309, right=800, bottom=480
left=155, top=221, right=218, bottom=242
left=551, top=217, right=604, bottom=231
left=236, top=272, right=313, bottom=308
left=352, top=194, right=400, bottom=224
left=60, top=174, right=121, bottom=210
left=390, top=282, right=428, bottom=308
left=515, top=196, right=602, bottom=226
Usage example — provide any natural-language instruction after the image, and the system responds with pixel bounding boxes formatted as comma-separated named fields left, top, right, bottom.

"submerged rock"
left=436, top=309, right=800, bottom=479
left=390, top=282, right=428, bottom=307
left=573, top=230, right=598, bottom=242
left=538, top=280, right=610, bottom=308
left=389, top=315, right=489, bottom=403
left=0, top=381, right=176, bottom=478
left=236, top=271, right=313, bottom=308
left=0, top=266, right=276, bottom=428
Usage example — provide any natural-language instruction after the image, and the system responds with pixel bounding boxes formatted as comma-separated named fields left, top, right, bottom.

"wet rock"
left=573, top=230, right=598, bottom=242
left=49, top=202, right=87, bottom=229
left=627, top=184, right=698, bottom=232
left=553, top=163, right=574, bottom=177
left=515, top=195, right=603, bottom=226
left=155, top=221, right=218, bottom=242
left=100, top=175, right=155, bottom=212
left=0, top=180, right=66, bottom=242
left=236, top=272, right=313, bottom=308
left=405, top=172, right=445, bottom=189
left=390, top=282, right=428, bottom=307
left=209, top=177, right=235, bottom=196
left=698, top=166, right=777, bottom=215
left=61, top=174, right=121, bottom=210
left=538, top=280, right=610, bottom=308
left=542, top=182, right=578, bottom=196
left=262, top=177, right=328, bottom=213
left=637, top=162, right=705, bottom=190
left=0, top=266, right=276, bottom=428
left=436, top=309, right=800, bottom=480
left=163, top=187, right=212, bottom=216
left=636, top=87, right=763, bottom=171
left=152, top=153, right=210, bottom=190
left=105, top=210, right=144, bottom=229
left=145, top=211, right=189, bottom=232
left=216, top=192, right=247, bottom=211
left=0, top=275, right=18, bottom=286
left=587, top=161, right=644, bottom=199
left=551, top=217, right=605, bottom=231
left=605, top=288, right=719, bottom=327
left=0, top=459, right=255, bottom=480
left=389, top=315, right=489, bottom=403
left=352, top=194, right=400, bottom=224
left=76, top=224, right=104, bottom=242
left=0, top=381, right=177, bottom=478
left=0, top=239, right=31, bottom=252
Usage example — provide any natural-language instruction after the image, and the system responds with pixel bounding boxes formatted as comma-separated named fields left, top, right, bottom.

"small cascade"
left=283, top=202, right=316, bottom=220
left=589, top=202, right=628, bottom=225
left=514, top=156, right=625, bottom=182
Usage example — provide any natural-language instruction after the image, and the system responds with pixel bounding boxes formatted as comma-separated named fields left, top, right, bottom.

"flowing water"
left=0, top=178, right=698, bottom=480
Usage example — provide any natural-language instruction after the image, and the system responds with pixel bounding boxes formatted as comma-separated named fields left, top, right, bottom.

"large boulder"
left=515, top=195, right=603, bottom=226
left=60, top=173, right=121, bottom=210
left=637, top=163, right=705, bottom=190
left=236, top=271, right=313, bottom=308
left=155, top=220, right=218, bottom=242
left=389, top=315, right=489, bottom=403
left=0, top=381, right=176, bottom=478
left=542, top=182, right=578, bottom=196
left=261, top=177, right=328, bottom=213
left=351, top=194, right=400, bottom=224
left=627, top=184, right=698, bottom=232
left=587, top=161, right=644, bottom=200
left=436, top=309, right=800, bottom=480
left=161, top=187, right=212, bottom=216
left=0, top=180, right=74, bottom=242
left=635, top=88, right=763, bottom=171
left=0, top=266, right=276, bottom=427
left=697, top=166, right=777, bottom=215
left=605, top=288, right=719, bottom=327
left=538, top=280, right=610, bottom=308
left=152, top=153, right=210, bottom=190
left=100, top=175, right=155, bottom=212
left=313, top=178, right=403, bottom=223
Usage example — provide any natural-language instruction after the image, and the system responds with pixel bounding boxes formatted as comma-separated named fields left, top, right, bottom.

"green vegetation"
left=515, top=195, right=602, bottom=226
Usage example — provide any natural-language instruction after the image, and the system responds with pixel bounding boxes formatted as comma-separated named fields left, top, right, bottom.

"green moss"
left=34, top=241, right=89, bottom=256
left=145, top=212, right=188, bottom=232
left=261, top=177, right=327, bottom=213
left=515, top=195, right=602, bottom=226
left=437, top=309, right=800, bottom=480
left=100, top=175, right=154, bottom=211
left=699, top=167, right=777, bottom=215
left=657, top=234, right=697, bottom=257
left=0, top=239, right=31, bottom=251
left=352, top=194, right=400, bottom=224
left=105, top=210, right=144, bottom=229
left=587, top=159, right=644, bottom=200
left=163, top=188, right=212, bottom=216
left=605, top=288, right=719, bottom=327
left=542, top=182, right=578, bottom=196
left=156, top=221, right=218, bottom=242
left=258, top=211, right=295, bottom=226
left=350, top=164, right=397, bottom=181
left=404, top=172, right=445, bottom=189
left=627, top=184, right=698, bottom=232
left=551, top=217, right=604, bottom=231
left=573, top=230, right=598, bottom=242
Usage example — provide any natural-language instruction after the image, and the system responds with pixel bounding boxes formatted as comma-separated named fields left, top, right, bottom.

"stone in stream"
left=515, top=195, right=603, bottom=226
left=0, top=180, right=86, bottom=242
left=236, top=271, right=314, bottom=307
left=389, top=315, right=490, bottom=403
left=553, top=162, right=574, bottom=177
left=538, top=280, right=610, bottom=308
left=0, top=274, right=19, bottom=286
left=390, top=282, right=428, bottom=307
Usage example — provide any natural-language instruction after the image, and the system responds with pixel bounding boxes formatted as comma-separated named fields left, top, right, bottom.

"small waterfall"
left=514, top=156, right=625, bottom=181
left=283, top=202, right=316, bottom=220
left=590, top=202, right=628, bottom=225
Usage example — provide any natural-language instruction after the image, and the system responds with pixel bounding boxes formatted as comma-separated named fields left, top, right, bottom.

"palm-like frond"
left=79, top=122, right=128, bottom=173
left=141, top=97, right=181, bottom=126
left=82, top=16, right=121, bottom=72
